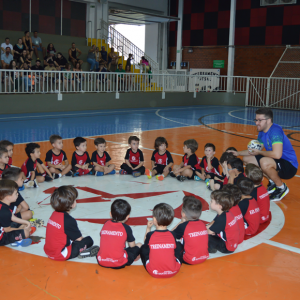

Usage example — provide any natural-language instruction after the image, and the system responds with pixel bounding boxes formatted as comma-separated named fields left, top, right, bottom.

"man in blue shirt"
left=229, top=108, right=298, bottom=201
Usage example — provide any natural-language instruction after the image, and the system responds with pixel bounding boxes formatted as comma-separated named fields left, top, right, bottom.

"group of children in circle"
left=0, top=135, right=270, bottom=278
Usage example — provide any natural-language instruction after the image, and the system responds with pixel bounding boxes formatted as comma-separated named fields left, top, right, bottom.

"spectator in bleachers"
left=20, top=62, right=32, bottom=92
left=44, top=60, right=58, bottom=92
left=97, top=62, right=110, bottom=91
left=116, top=63, right=125, bottom=90
left=22, top=31, right=33, bottom=59
left=108, top=47, right=119, bottom=72
left=73, top=62, right=84, bottom=92
left=47, top=43, right=56, bottom=55
left=32, top=31, right=46, bottom=59
left=31, top=59, right=45, bottom=92
left=63, top=63, right=75, bottom=91
left=1, top=37, right=13, bottom=55
left=54, top=52, right=67, bottom=70
left=20, top=49, right=31, bottom=68
left=13, top=38, right=25, bottom=66
left=126, top=54, right=133, bottom=69
left=7, top=60, right=19, bottom=92
left=68, top=43, right=83, bottom=68
left=125, top=65, right=132, bottom=91
left=87, top=45, right=99, bottom=71
left=44, top=53, right=55, bottom=68
left=100, top=46, right=108, bottom=66
left=1, top=47, right=14, bottom=70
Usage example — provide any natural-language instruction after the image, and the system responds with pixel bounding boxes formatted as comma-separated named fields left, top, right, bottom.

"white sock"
left=277, top=184, right=285, bottom=190
left=59, top=173, right=62, bottom=178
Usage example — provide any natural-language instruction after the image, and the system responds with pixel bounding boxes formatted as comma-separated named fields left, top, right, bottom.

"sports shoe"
left=77, top=246, right=100, bottom=259
left=120, top=170, right=127, bottom=175
left=33, top=179, right=39, bottom=188
left=24, top=181, right=35, bottom=188
left=194, top=176, right=201, bottom=181
left=45, top=175, right=53, bottom=182
left=145, top=169, right=152, bottom=179
left=267, top=180, right=276, bottom=194
left=156, top=175, right=164, bottom=181
left=208, top=247, right=217, bottom=254
left=107, top=170, right=116, bottom=175
left=95, top=171, right=104, bottom=176
left=10, top=238, right=32, bottom=247
left=30, top=226, right=36, bottom=236
left=18, top=185, right=25, bottom=191
left=169, top=171, right=176, bottom=178
left=53, top=173, right=61, bottom=179
left=177, top=175, right=187, bottom=182
left=132, top=171, right=141, bottom=177
left=270, top=184, right=289, bottom=202
left=72, top=172, right=80, bottom=177
left=205, top=178, right=210, bottom=184
left=30, top=219, right=44, bottom=228
left=65, top=170, right=73, bottom=177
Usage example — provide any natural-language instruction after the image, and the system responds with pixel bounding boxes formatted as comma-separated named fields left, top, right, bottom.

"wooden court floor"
left=1, top=123, right=300, bottom=300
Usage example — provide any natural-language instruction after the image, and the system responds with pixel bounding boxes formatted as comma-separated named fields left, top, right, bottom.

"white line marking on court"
left=264, top=240, right=300, bottom=254
left=155, top=109, right=199, bottom=126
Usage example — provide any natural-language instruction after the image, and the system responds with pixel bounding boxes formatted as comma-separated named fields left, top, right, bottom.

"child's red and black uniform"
left=250, top=185, right=270, bottom=224
left=9, top=193, right=26, bottom=219
left=91, top=151, right=111, bottom=166
left=71, top=151, right=93, bottom=175
left=199, top=156, right=220, bottom=179
left=183, top=153, right=201, bottom=179
left=0, top=164, right=10, bottom=178
left=208, top=211, right=239, bottom=253
left=45, top=150, right=68, bottom=171
left=44, top=211, right=93, bottom=261
left=120, top=148, right=145, bottom=175
left=151, top=150, right=173, bottom=174
left=140, top=230, right=183, bottom=278
left=238, top=197, right=260, bottom=235
left=213, top=173, right=228, bottom=189
left=173, top=220, right=209, bottom=265
left=229, top=205, right=245, bottom=244
left=97, top=220, right=140, bottom=269
left=8, top=157, right=12, bottom=166
left=0, top=202, right=26, bottom=246
left=21, top=157, right=37, bottom=182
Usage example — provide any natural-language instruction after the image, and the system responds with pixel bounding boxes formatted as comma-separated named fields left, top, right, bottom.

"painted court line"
left=264, top=240, right=300, bottom=254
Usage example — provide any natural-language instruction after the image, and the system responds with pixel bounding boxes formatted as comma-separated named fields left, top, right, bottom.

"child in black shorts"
left=145, top=137, right=173, bottom=181
left=44, top=186, right=98, bottom=261
left=170, top=139, right=200, bottom=182
left=96, top=199, right=141, bottom=268
left=0, top=180, right=33, bottom=247
left=141, top=203, right=183, bottom=278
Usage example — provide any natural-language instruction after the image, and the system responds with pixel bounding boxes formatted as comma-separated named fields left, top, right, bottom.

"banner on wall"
left=189, top=69, right=220, bottom=92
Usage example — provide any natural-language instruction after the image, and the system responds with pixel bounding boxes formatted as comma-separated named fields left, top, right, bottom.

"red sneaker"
left=30, top=226, right=36, bottom=236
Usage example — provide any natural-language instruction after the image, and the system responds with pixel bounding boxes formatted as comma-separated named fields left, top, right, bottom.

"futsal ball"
left=247, top=140, right=262, bottom=151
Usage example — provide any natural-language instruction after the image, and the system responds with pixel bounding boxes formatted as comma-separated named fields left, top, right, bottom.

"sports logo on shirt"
left=158, top=159, right=163, bottom=164
left=78, top=160, right=83, bottom=165
left=53, top=159, right=60, bottom=165
left=131, top=156, right=136, bottom=161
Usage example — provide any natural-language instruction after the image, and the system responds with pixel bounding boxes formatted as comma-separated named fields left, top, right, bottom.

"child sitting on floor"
left=0, top=140, right=14, bottom=166
left=0, top=147, right=10, bottom=178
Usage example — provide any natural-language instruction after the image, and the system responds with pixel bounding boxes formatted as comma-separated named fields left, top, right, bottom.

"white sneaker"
left=24, top=181, right=35, bottom=188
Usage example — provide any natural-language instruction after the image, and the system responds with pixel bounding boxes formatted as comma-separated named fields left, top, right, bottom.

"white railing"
left=1, top=70, right=300, bottom=110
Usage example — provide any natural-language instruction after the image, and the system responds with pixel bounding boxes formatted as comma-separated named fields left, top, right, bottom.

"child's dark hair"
left=111, top=199, right=131, bottom=221
left=237, top=177, right=254, bottom=195
left=25, top=143, right=40, bottom=157
left=226, top=147, right=237, bottom=152
left=222, top=184, right=242, bottom=206
left=49, top=135, right=62, bottom=144
left=0, top=140, right=14, bottom=148
left=154, top=137, right=168, bottom=150
left=94, top=137, right=106, bottom=146
left=50, top=186, right=78, bottom=212
left=210, top=190, right=233, bottom=211
left=153, top=203, right=174, bottom=226
left=128, top=136, right=140, bottom=144
left=184, top=139, right=198, bottom=153
left=0, top=147, right=8, bottom=158
left=245, top=163, right=263, bottom=185
left=228, top=158, right=244, bottom=173
left=182, top=196, right=202, bottom=220
left=73, top=137, right=86, bottom=148
left=219, top=151, right=236, bottom=164
left=0, top=180, right=18, bottom=201
left=2, top=167, right=22, bottom=181
left=205, top=143, right=215, bottom=151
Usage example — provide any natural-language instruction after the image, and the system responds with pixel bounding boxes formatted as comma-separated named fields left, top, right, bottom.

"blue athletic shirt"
left=257, top=123, right=298, bottom=169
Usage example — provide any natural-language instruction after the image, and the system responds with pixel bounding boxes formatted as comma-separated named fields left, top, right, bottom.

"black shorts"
left=0, top=229, right=26, bottom=246
left=208, top=235, right=233, bottom=254
left=72, top=164, right=93, bottom=172
left=255, top=155, right=298, bottom=180
left=187, top=169, right=197, bottom=180
left=153, top=164, right=170, bottom=175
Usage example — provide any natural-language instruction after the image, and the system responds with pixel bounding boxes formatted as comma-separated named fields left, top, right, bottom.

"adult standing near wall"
left=32, top=31, right=46, bottom=59
left=68, top=43, right=83, bottom=68
left=229, top=108, right=298, bottom=201
left=22, top=31, right=33, bottom=59
left=87, top=45, right=99, bottom=71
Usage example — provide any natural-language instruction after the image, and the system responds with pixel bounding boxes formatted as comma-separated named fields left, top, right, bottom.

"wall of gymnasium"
left=168, top=0, right=300, bottom=77
left=0, top=0, right=86, bottom=37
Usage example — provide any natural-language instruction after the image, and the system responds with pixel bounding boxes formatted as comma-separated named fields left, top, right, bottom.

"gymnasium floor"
left=0, top=105, right=299, bottom=300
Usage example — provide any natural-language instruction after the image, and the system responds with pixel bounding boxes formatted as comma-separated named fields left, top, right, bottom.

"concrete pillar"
left=176, top=0, right=184, bottom=71
left=227, top=0, right=236, bottom=92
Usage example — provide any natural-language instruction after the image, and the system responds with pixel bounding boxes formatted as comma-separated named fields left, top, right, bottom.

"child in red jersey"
left=0, top=148, right=10, bottom=178
left=222, top=184, right=245, bottom=244
left=145, top=137, right=173, bottom=181
left=45, top=135, right=73, bottom=178
left=44, top=186, right=98, bottom=261
left=92, top=137, right=115, bottom=176
left=172, top=196, right=209, bottom=265
left=246, top=164, right=270, bottom=224
left=195, top=143, right=220, bottom=181
left=206, top=190, right=239, bottom=253
left=120, top=136, right=145, bottom=177
left=0, top=180, right=33, bottom=247
left=21, top=143, right=54, bottom=188
left=71, top=137, right=94, bottom=176
left=97, top=199, right=141, bottom=268
left=140, top=203, right=183, bottom=278
left=237, top=178, right=260, bottom=235
left=170, top=139, right=200, bottom=182
left=0, top=140, right=14, bottom=166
